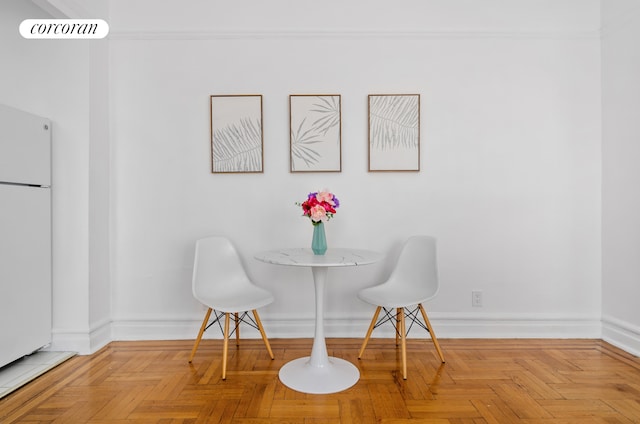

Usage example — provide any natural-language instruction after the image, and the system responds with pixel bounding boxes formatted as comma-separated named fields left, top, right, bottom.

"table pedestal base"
left=278, top=356, right=360, bottom=394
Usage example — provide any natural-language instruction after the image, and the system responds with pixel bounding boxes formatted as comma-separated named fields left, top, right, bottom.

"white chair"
left=358, top=235, right=445, bottom=379
left=188, top=236, right=274, bottom=380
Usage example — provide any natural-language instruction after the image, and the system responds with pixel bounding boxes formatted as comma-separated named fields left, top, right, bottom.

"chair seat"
left=358, top=283, right=434, bottom=309
left=198, top=285, right=273, bottom=312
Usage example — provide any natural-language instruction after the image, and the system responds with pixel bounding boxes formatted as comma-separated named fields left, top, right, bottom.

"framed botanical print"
left=368, top=94, right=420, bottom=172
left=210, top=94, right=263, bottom=173
left=289, top=94, right=342, bottom=172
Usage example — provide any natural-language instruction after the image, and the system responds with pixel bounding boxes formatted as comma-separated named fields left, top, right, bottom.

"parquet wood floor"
left=1, top=338, right=640, bottom=423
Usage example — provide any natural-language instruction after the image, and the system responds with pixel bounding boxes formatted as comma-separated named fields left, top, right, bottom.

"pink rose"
left=316, top=191, right=335, bottom=206
left=310, top=205, right=327, bottom=222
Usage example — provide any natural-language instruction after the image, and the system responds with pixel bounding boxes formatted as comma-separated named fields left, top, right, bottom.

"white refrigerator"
left=0, top=104, right=52, bottom=369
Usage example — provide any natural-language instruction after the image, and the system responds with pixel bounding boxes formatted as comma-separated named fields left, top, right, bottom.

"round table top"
left=254, top=247, right=383, bottom=267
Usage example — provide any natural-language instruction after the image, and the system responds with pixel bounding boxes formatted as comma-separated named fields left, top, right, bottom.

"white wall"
left=0, top=0, right=90, bottom=349
left=1, top=1, right=608, bottom=355
left=0, top=0, right=111, bottom=354
left=602, top=0, right=640, bottom=355
left=108, top=0, right=603, bottom=341
left=87, top=0, right=112, bottom=351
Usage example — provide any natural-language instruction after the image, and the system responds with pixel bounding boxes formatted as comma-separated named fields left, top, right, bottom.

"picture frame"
left=289, top=94, right=342, bottom=172
left=210, top=94, right=263, bottom=173
left=368, top=94, right=420, bottom=172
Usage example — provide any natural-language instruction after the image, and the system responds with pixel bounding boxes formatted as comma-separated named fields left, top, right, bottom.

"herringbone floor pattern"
left=1, top=338, right=640, bottom=423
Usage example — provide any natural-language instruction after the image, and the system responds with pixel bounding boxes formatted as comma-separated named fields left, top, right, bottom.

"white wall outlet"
left=472, top=290, right=483, bottom=307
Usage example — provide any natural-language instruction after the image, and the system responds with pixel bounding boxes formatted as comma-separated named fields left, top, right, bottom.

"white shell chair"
left=358, top=235, right=445, bottom=379
left=188, top=236, right=274, bottom=380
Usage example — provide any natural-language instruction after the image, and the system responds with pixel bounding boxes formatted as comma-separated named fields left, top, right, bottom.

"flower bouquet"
left=298, top=190, right=340, bottom=225
left=297, top=190, right=339, bottom=255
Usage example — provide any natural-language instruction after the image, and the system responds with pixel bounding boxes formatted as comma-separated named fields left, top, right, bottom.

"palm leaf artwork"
left=290, top=95, right=341, bottom=172
left=369, top=95, right=419, bottom=151
left=290, top=116, right=324, bottom=168
left=212, top=117, right=262, bottom=172
left=308, top=95, right=341, bottom=137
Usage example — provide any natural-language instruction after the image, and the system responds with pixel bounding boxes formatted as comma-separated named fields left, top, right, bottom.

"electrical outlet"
left=472, top=290, right=483, bottom=307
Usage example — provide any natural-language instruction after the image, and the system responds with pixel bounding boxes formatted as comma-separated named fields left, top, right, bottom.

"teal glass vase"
left=311, top=222, right=327, bottom=255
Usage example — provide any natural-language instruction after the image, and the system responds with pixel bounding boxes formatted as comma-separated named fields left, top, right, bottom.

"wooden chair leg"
left=252, top=310, right=274, bottom=360
left=359, top=306, right=381, bottom=359
left=396, top=308, right=402, bottom=346
left=400, top=307, right=407, bottom=379
left=189, top=307, right=212, bottom=363
left=222, top=312, right=230, bottom=380
left=419, top=304, right=445, bottom=363
left=234, top=312, right=240, bottom=347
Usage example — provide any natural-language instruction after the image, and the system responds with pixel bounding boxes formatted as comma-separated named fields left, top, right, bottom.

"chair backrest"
left=387, top=235, right=439, bottom=302
left=192, top=236, right=252, bottom=302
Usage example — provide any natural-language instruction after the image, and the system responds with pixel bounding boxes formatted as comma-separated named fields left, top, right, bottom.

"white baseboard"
left=109, top=312, right=602, bottom=342
left=48, top=318, right=112, bottom=355
left=431, top=312, right=602, bottom=339
left=601, top=315, right=640, bottom=357
left=50, top=312, right=610, bottom=355
left=111, top=318, right=204, bottom=341
left=48, top=330, right=91, bottom=355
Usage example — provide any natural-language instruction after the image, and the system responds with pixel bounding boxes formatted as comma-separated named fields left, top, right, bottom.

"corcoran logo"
left=19, top=19, right=109, bottom=39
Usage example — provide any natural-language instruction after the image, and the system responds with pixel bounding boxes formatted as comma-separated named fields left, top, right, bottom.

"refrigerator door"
left=0, top=184, right=52, bottom=368
left=0, top=104, right=51, bottom=186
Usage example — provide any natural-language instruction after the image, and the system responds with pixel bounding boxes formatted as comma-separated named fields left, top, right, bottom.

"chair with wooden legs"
left=358, top=236, right=445, bottom=379
left=188, top=236, right=274, bottom=380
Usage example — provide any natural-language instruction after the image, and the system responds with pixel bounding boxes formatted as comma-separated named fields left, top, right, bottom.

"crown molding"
left=108, top=28, right=600, bottom=42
